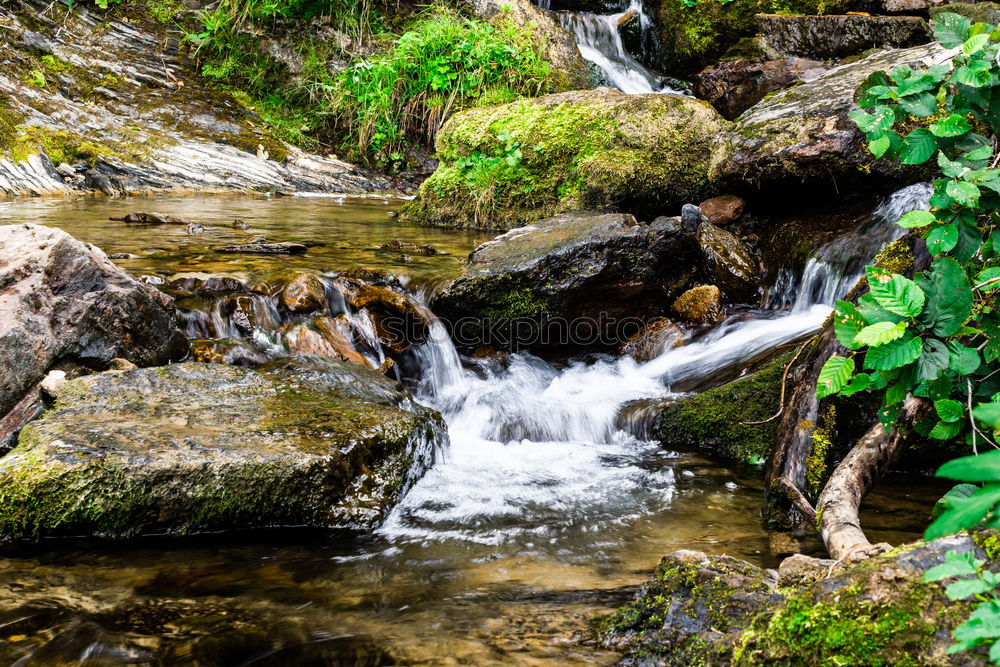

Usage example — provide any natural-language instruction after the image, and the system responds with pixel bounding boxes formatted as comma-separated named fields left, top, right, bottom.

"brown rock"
left=620, top=319, right=686, bottom=362
left=314, top=316, right=371, bottom=367
left=109, top=211, right=192, bottom=225
left=280, top=272, right=327, bottom=314
left=0, top=224, right=187, bottom=425
left=777, top=553, right=843, bottom=587
left=698, top=195, right=747, bottom=227
left=696, top=222, right=761, bottom=303
left=693, top=58, right=829, bottom=121
left=336, top=279, right=428, bottom=356
left=376, top=240, right=437, bottom=256
left=672, top=285, right=725, bottom=324
left=219, top=241, right=308, bottom=254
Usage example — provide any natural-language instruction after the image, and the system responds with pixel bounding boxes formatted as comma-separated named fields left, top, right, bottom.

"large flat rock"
left=0, top=358, right=446, bottom=539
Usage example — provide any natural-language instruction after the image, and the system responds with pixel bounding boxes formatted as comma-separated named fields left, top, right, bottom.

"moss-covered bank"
left=407, top=88, right=729, bottom=229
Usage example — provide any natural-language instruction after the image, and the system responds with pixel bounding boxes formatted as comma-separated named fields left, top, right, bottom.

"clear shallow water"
left=0, top=191, right=946, bottom=665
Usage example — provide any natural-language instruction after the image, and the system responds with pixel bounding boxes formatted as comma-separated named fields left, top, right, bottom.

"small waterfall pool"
left=0, top=188, right=947, bottom=665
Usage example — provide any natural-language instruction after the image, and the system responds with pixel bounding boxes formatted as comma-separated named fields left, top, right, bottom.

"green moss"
left=973, top=530, right=1000, bottom=560
left=805, top=404, right=834, bottom=497
left=653, top=351, right=792, bottom=463
left=408, top=91, right=727, bottom=229
left=6, top=125, right=155, bottom=166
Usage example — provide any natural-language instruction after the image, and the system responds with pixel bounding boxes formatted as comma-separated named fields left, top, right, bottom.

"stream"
left=0, top=190, right=951, bottom=665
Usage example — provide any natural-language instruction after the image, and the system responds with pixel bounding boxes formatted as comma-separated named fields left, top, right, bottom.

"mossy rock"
left=407, top=88, right=729, bottom=230
left=930, top=2, right=1000, bottom=26
left=0, top=359, right=446, bottom=540
left=649, top=350, right=793, bottom=463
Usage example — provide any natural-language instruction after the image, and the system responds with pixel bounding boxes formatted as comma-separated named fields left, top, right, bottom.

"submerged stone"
left=431, top=211, right=699, bottom=351
left=0, top=359, right=446, bottom=540
left=619, top=318, right=686, bottom=362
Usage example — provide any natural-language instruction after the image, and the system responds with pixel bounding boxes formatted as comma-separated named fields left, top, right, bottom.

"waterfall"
left=550, top=0, right=682, bottom=95
left=379, top=184, right=932, bottom=544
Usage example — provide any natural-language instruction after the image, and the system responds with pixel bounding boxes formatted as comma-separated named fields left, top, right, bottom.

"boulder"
left=189, top=338, right=274, bottom=367
left=598, top=549, right=783, bottom=664
left=284, top=316, right=371, bottom=366
left=757, top=14, right=931, bottom=60
left=698, top=194, right=747, bottom=226
left=334, top=279, right=429, bottom=356
left=0, top=359, right=446, bottom=539
left=280, top=272, right=327, bottom=313
left=219, top=241, right=308, bottom=254
left=601, top=534, right=988, bottom=665
left=672, top=284, right=725, bottom=324
left=431, top=212, right=700, bottom=351
left=692, top=58, right=829, bottom=120
left=697, top=222, right=761, bottom=303
left=619, top=318, right=686, bottom=362
left=0, top=224, right=186, bottom=426
left=408, top=89, right=729, bottom=229
left=714, top=42, right=951, bottom=194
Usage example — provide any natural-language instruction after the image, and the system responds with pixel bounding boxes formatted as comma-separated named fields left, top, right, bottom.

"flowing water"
left=0, top=186, right=949, bottom=665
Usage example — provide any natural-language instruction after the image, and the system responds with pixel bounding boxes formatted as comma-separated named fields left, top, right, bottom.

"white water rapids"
left=378, top=184, right=932, bottom=545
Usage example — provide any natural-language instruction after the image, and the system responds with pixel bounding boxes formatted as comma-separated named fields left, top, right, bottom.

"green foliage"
left=331, top=8, right=550, bottom=167
left=923, top=550, right=1000, bottom=661
left=832, top=14, right=1000, bottom=663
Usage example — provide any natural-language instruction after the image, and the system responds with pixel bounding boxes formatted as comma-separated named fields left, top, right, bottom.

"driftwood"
left=817, top=395, right=931, bottom=561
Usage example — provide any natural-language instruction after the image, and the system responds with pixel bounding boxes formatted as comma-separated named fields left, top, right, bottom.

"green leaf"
left=925, top=483, right=1000, bottom=539
left=817, top=355, right=855, bottom=399
left=929, top=419, right=963, bottom=439
left=938, top=450, right=1000, bottom=482
left=899, top=92, right=939, bottom=118
left=934, top=12, right=973, bottom=47
left=858, top=293, right=906, bottom=324
left=863, top=334, right=924, bottom=370
left=964, top=32, right=992, bottom=53
left=919, top=338, right=951, bottom=382
left=927, top=224, right=959, bottom=254
left=974, top=402, right=1000, bottom=429
left=919, top=257, right=974, bottom=337
left=949, top=342, right=982, bottom=375
left=976, top=267, right=1000, bottom=291
left=965, top=144, right=994, bottom=161
left=900, top=128, right=938, bottom=164
left=850, top=106, right=895, bottom=134
left=931, top=485, right=980, bottom=519
left=896, top=210, right=936, bottom=228
left=953, top=600, right=1000, bottom=642
left=937, top=398, right=966, bottom=422
left=932, top=114, right=974, bottom=137
left=939, top=151, right=966, bottom=177
left=868, top=134, right=891, bottom=158
left=953, top=60, right=994, bottom=87
left=853, top=320, right=907, bottom=347
left=840, top=372, right=871, bottom=397
left=946, top=578, right=992, bottom=599
left=947, top=179, right=981, bottom=207
left=866, top=268, right=927, bottom=316
left=832, top=301, right=868, bottom=350
left=924, top=549, right=982, bottom=581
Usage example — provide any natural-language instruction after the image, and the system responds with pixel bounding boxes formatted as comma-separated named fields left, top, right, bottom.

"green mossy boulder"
left=648, top=351, right=792, bottom=463
left=407, top=88, right=729, bottom=230
left=601, top=534, right=987, bottom=666
left=0, top=358, right=446, bottom=540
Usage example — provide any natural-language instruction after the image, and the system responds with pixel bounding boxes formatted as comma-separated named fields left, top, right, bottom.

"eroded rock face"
left=714, top=42, right=951, bottom=193
left=0, top=359, right=446, bottom=539
left=409, top=89, right=729, bottom=229
left=693, top=58, right=829, bottom=120
left=758, top=14, right=931, bottom=60
left=432, top=212, right=699, bottom=351
left=619, top=318, right=686, bottom=362
left=697, top=222, right=761, bottom=303
left=0, top=224, right=186, bottom=424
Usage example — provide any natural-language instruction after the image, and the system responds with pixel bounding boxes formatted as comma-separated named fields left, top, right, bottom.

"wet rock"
left=777, top=553, right=841, bottom=586
left=715, top=43, right=951, bottom=192
left=602, top=534, right=987, bottom=665
left=39, top=370, right=67, bottom=398
left=166, top=275, right=251, bottom=296
left=0, top=359, right=445, bottom=539
left=374, top=240, right=437, bottom=256
left=185, top=222, right=205, bottom=235
left=189, top=339, right=274, bottom=367
left=432, top=211, right=699, bottom=351
left=337, top=267, right=404, bottom=289
left=697, top=222, right=760, bottom=303
left=280, top=272, right=327, bottom=314
left=219, top=241, right=308, bottom=255
left=0, top=224, right=186, bottom=425
left=109, top=212, right=193, bottom=225
left=107, top=358, right=138, bottom=371
left=232, top=218, right=250, bottom=230
left=285, top=317, right=371, bottom=367
left=699, top=194, right=746, bottom=226
left=757, top=14, right=930, bottom=60
left=693, top=58, right=829, bottom=120
left=335, top=279, right=428, bottom=356
left=409, top=89, right=729, bottom=229
left=619, top=319, right=686, bottom=362
left=598, top=549, right=783, bottom=664
left=672, top=284, right=725, bottom=324
left=107, top=252, right=139, bottom=259
left=680, top=204, right=704, bottom=233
